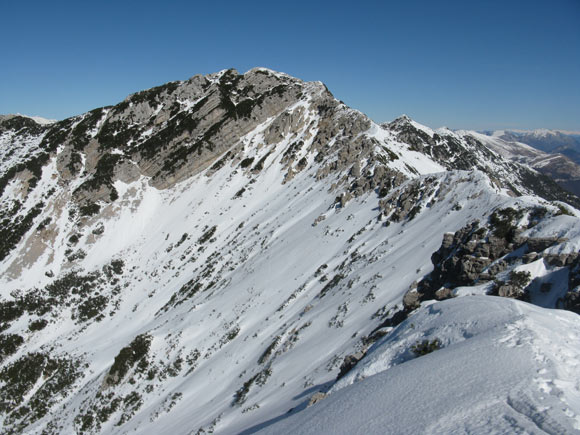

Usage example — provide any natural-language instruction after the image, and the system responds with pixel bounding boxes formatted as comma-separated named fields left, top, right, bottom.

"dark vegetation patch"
left=105, top=334, right=152, bottom=387
left=239, top=157, right=255, bottom=169
left=0, top=352, right=81, bottom=430
left=318, top=274, right=345, bottom=298
left=232, top=367, right=272, bottom=406
left=258, top=336, right=281, bottom=365
left=66, top=149, right=83, bottom=175
left=209, top=151, right=233, bottom=172
left=28, top=318, right=48, bottom=332
left=137, top=96, right=208, bottom=162
left=103, top=259, right=124, bottom=280
left=411, top=339, right=441, bottom=356
left=198, top=225, right=217, bottom=245
left=45, top=271, right=101, bottom=303
left=160, top=278, right=204, bottom=311
left=38, top=117, right=77, bottom=152
left=69, top=108, right=107, bottom=150
left=79, top=203, right=101, bottom=217
left=0, top=151, right=50, bottom=197
left=282, top=140, right=304, bottom=163
left=0, top=201, right=44, bottom=262
left=233, top=188, right=246, bottom=198
left=74, top=153, right=122, bottom=202
left=97, top=119, right=141, bottom=151
left=0, top=259, right=123, bottom=332
left=0, top=115, right=45, bottom=135
left=0, top=333, right=24, bottom=362
left=36, top=216, right=52, bottom=231
left=128, top=81, right=180, bottom=108
left=489, top=207, right=524, bottom=241
left=252, top=153, right=270, bottom=173
left=76, top=295, right=108, bottom=322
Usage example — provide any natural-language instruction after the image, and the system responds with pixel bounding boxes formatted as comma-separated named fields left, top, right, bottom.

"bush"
left=411, top=338, right=441, bottom=356
left=489, top=207, right=523, bottom=241
left=509, top=270, right=531, bottom=289
left=28, top=319, right=48, bottom=331
left=105, top=334, right=152, bottom=387
left=0, top=334, right=24, bottom=361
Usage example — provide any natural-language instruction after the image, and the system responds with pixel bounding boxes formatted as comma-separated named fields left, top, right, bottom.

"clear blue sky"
left=1, top=0, right=579, bottom=131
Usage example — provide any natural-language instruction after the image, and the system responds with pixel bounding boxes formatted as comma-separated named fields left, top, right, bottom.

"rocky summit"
left=1, top=68, right=579, bottom=434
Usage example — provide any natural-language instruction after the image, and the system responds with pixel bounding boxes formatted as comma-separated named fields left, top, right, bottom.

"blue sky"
left=1, top=0, right=579, bottom=131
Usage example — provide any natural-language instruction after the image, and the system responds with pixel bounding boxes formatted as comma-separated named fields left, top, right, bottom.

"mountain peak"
left=1, top=68, right=580, bottom=434
left=393, top=113, right=412, bottom=123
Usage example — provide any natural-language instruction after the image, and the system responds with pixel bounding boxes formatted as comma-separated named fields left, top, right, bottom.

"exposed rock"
left=522, top=252, right=538, bottom=264
left=337, top=351, right=366, bottom=380
left=563, top=291, right=580, bottom=314
left=400, top=206, right=579, bottom=311
left=402, top=290, right=421, bottom=310
left=544, top=252, right=579, bottom=267
left=496, top=283, right=526, bottom=299
left=308, top=392, right=327, bottom=407
left=526, top=237, right=561, bottom=253
left=434, top=287, right=453, bottom=301
left=487, top=260, right=508, bottom=276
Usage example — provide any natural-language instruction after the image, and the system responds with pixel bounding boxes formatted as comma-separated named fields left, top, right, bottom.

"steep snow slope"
left=0, top=69, right=579, bottom=434
left=258, top=296, right=580, bottom=434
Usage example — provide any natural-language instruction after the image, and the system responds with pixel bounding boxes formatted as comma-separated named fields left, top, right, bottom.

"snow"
left=1, top=71, right=580, bottom=434
left=514, top=259, right=569, bottom=308
left=258, top=296, right=580, bottom=434
left=522, top=214, right=580, bottom=254
left=368, top=122, right=445, bottom=175
left=246, top=67, right=292, bottom=79
left=15, top=113, right=58, bottom=124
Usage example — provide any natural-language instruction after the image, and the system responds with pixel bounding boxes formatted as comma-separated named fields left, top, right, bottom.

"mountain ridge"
left=0, top=68, right=579, bottom=434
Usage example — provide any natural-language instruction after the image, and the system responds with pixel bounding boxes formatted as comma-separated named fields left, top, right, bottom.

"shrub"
left=411, top=338, right=441, bottom=356
left=105, top=334, right=152, bottom=387
left=0, top=334, right=24, bottom=361
left=509, top=270, right=532, bottom=289
left=489, top=207, right=523, bottom=241
left=28, top=319, right=48, bottom=331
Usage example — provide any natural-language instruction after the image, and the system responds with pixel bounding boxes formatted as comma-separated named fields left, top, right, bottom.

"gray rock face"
left=308, top=392, right=327, bottom=407
left=402, top=205, right=580, bottom=311
left=385, top=116, right=580, bottom=209
left=337, top=351, right=366, bottom=380
left=403, top=290, right=421, bottom=310
left=497, top=283, right=525, bottom=299
left=526, top=237, right=561, bottom=253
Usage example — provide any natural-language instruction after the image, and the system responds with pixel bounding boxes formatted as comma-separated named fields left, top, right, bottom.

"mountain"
left=1, top=68, right=579, bottom=434
left=455, top=130, right=580, bottom=197
left=485, top=129, right=580, bottom=178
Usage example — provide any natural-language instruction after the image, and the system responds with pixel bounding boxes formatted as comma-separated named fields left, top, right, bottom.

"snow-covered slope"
left=469, top=129, right=580, bottom=196
left=0, top=69, right=579, bottom=434
left=258, top=296, right=580, bottom=434
left=488, top=129, right=580, bottom=160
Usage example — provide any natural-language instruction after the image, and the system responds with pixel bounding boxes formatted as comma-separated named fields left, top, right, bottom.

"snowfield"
left=258, top=296, right=580, bottom=434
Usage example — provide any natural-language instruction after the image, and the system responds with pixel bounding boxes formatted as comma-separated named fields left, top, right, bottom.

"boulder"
left=403, top=290, right=421, bottom=310
left=337, top=351, right=366, bottom=380
left=308, top=392, right=327, bottom=407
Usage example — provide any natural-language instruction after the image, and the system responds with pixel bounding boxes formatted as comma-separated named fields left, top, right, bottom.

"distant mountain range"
left=483, top=128, right=580, bottom=164
left=474, top=129, right=580, bottom=196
